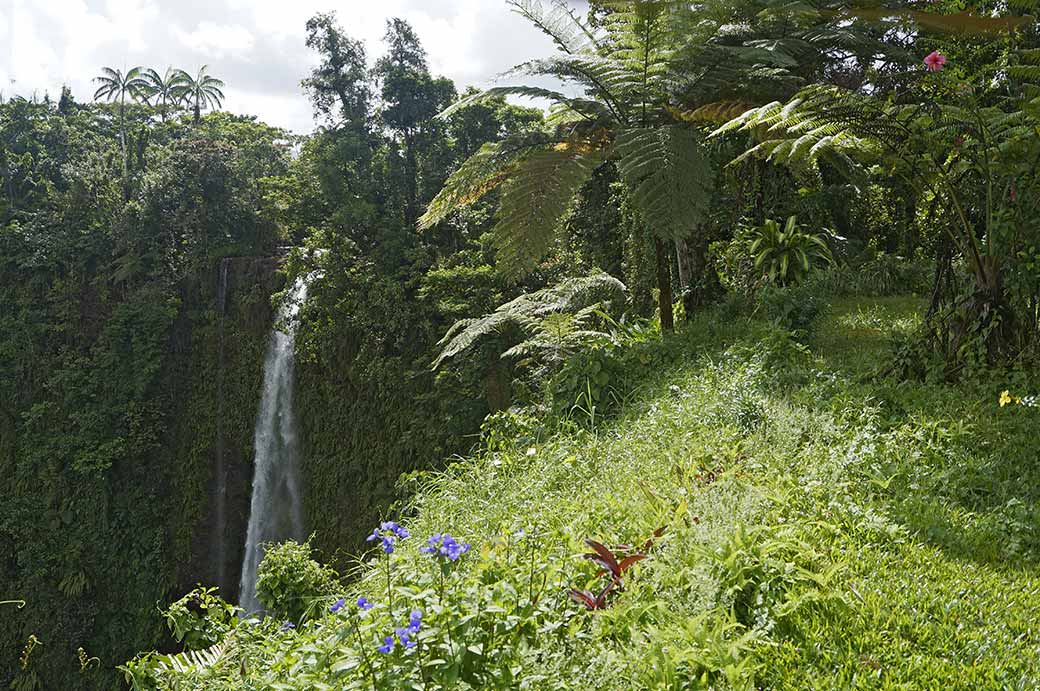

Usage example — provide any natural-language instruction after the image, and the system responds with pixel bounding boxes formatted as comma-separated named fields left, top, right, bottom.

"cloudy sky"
left=0, top=0, right=586, bottom=133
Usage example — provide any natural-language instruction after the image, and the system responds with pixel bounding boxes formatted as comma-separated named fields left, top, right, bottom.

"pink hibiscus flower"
left=924, top=51, right=947, bottom=72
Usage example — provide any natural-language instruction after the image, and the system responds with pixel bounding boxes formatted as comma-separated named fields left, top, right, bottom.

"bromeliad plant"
left=748, top=216, right=833, bottom=286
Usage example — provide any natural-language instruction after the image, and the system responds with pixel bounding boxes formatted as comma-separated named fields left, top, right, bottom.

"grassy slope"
left=150, top=297, right=1040, bottom=689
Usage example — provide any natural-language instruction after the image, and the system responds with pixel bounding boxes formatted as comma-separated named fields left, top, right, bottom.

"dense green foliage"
left=0, top=92, right=289, bottom=689
left=5, top=0, right=1040, bottom=687
left=128, top=296, right=1040, bottom=689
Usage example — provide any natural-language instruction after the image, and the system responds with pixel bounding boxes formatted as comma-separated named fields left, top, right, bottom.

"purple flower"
left=380, top=521, right=410, bottom=539
left=421, top=533, right=471, bottom=561
left=281, top=621, right=295, bottom=631
left=408, top=610, right=422, bottom=635
left=356, top=596, right=374, bottom=611
left=377, top=635, right=395, bottom=654
left=395, top=627, right=417, bottom=649
left=368, top=522, right=410, bottom=554
left=330, top=598, right=345, bottom=614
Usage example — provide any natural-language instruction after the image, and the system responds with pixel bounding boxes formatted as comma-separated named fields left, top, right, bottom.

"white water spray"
left=238, top=274, right=314, bottom=614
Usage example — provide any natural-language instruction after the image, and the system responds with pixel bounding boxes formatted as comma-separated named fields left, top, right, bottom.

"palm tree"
left=141, top=67, right=185, bottom=122
left=172, top=66, right=225, bottom=124
left=93, top=66, right=148, bottom=179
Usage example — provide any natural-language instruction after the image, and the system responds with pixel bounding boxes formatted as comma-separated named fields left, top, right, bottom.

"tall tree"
left=92, top=66, right=147, bottom=181
left=172, top=66, right=225, bottom=124
left=302, top=12, right=371, bottom=127
left=375, top=18, right=455, bottom=228
left=142, top=67, right=184, bottom=122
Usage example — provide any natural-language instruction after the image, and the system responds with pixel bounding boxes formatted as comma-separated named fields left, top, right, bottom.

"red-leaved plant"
left=568, top=528, right=664, bottom=610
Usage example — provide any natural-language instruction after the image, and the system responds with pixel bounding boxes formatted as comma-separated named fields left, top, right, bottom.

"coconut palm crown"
left=172, top=66, right=226, bottom=124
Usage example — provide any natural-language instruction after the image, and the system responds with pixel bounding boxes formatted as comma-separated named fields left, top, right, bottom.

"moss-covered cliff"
left=0, top=256, right=278, bottom=691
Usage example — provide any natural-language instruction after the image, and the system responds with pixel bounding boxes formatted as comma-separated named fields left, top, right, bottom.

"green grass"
left=134, top=296, right=1040, bottom=690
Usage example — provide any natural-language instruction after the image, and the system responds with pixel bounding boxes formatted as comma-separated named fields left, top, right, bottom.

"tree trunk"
left=403, top=131, right=419, bottom=228
left=655, top=237, right=674, bottom=332
left=485, top=360, right=512, bottom=412
left=675, top=238, right=694, bottom=320
left=754, top=159, right=767, bottom=225
left=119, top=98, right=130, bottom=201
left=675, top=238, right=692, bottom=291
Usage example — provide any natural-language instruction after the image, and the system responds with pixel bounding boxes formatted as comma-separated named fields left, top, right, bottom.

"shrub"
left=255, top=539, right=339, bottom=624
left=480, top=408, right=544, bottom=452
left=162, top=587, right=238, bottom=651
left=754, top=283, right=824, bottom=336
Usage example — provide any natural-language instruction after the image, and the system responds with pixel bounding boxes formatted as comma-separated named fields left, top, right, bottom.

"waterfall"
left=237, top=273, right=313, bottom=615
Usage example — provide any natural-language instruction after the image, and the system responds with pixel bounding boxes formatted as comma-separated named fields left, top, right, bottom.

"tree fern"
left=433, top=273, right=626, bottom=369
left=492, top=146, right=604, bottom=278
left=615, top=125, right=713, bottom=240
left=422, top=0, right=907, bottom=326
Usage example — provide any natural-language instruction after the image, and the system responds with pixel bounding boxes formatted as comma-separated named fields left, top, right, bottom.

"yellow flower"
left=1000, top=390, right=1014, bottom=407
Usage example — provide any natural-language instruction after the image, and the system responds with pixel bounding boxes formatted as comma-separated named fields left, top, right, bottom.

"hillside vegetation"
left=5, top=0, right=1040, bottom=686
left=127, top=297, right=1040, bottom=689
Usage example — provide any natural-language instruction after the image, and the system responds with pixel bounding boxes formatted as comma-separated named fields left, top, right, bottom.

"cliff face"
left=0, top=256, right=280, bottom=691
left=173, top=257, right=282, bottom=601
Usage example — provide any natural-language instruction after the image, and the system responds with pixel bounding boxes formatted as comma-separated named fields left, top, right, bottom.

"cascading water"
left=237, top=273, right=313, bottom=615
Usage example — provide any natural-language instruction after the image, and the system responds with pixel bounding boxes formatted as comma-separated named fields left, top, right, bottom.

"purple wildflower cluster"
left=377, top=610, right=422, bottom=653
left=331, top=596, right=374, bottom=614
left=367, top=521, right=410, bottom=554
left=420, top=533, right=471, bottom=561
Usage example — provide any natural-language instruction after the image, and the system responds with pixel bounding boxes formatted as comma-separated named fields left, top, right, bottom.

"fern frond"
left=156, top=641, right=227, bottom=674
left=419, top=133, right=552, bottom=230
left=511, top=55, right=634, bottom=120
left=668, top=101, right=756, bottom=124
left=438, top=86, right=611, bottom=122
left=491, top=146, right=604, bottom=278
left=842, top=6, right=1034, bottom=35
left=507, top=0, right=600, bottom=54
left=614, top=125, right=713, bottom=240
left=433, top=274, right=626, bottom=369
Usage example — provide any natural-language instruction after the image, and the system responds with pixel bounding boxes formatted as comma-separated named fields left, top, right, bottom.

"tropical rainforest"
left=2, top=1, right=1040, bottom=689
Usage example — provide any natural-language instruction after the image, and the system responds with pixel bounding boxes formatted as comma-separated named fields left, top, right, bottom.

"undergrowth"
left=126, top=297, right=1040, bottom=690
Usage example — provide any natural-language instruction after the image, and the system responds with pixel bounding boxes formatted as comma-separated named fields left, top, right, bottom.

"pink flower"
left=924, top=51, right=947, bottom=72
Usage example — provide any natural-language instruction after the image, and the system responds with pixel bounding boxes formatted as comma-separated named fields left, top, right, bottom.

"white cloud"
left=3, top=0, right=576, bottom=132
left=174, top=21, right=256, bottom=59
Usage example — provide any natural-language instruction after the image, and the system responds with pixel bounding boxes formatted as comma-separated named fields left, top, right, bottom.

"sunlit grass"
left=148, top=295, right=1040, bottom=689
